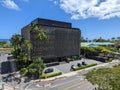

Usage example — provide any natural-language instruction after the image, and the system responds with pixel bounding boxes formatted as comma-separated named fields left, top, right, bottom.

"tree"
left=117, top=37, right=120, bottom=40
left=85, top=37, right=88, bottom=42
left=28, top=57, right=46, bottom=78
left=81, top=46, right=96, bottom=57
left=28, top=63, right=37, bottom=77
left=111, top=37, right=115, bottom=42
left=30, top=23, right=48, bottom=41
left=11, top=34, right=23, bottom=50
left=23, top=40, right=32, bottom=50
left=11, top=23, right=48, bottom=75
left=11, top=34, right=32, bottom=69
left=81, top=37, right=86, bottom=42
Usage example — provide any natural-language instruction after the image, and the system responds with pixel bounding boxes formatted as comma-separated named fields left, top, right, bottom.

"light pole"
left=1, top=79, right=4, bottom=90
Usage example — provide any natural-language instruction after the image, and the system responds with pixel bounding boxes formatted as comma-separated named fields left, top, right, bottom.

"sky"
left=0, top=0, right=120, bottom=40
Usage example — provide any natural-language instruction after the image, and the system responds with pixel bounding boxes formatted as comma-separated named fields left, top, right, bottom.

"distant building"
left=81, top=42, right=114, bottom=47
left=21, top=18, right=80, bottom=62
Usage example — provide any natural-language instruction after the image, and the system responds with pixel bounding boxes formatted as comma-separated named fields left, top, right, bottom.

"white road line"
left=36, top=84, right=43, bottom=88
left=51, top=78, right=83, bottom=88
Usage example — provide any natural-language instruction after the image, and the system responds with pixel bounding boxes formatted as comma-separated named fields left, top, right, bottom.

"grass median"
left=74, top=63, right=97, bottom=71
left=41, top=72, right=62, bottom=79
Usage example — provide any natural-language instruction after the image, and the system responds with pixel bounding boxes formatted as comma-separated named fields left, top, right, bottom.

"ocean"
left=0, top=39, right=10, bottom=43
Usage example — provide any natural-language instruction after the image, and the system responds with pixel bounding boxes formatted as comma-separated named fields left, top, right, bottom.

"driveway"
left=50, top=58, right=103, bottom=73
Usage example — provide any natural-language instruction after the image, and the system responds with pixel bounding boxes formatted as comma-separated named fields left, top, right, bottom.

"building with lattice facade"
left=21, top=18, right=80, bottom=62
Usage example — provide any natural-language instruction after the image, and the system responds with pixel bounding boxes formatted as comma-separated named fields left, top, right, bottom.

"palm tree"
left=28, top=57, right=46, bottom=78
left=33, top=57, right=46, bottom=78
left=111, top=37, right=115, bottom=42
left=11, top=34, right=32, bottom=69
left=11, top=34, right=23, bottom=51
left=30, top=23, right=48, bottom=41
left=23, top=40, right=32, bottom=50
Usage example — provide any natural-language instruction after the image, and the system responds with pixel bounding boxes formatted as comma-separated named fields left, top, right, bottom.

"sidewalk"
left=0, top=82, right=19, bottom=90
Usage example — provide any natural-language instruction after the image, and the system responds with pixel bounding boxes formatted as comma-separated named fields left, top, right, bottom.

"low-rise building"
left=21, top=18, right=80, bottom=62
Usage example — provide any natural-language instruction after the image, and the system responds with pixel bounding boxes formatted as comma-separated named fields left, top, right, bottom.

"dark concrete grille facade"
left=21, top=18, right=80, bottom=61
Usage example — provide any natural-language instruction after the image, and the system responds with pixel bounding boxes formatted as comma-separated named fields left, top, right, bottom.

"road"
left=27, top=75, right=96, bottom=90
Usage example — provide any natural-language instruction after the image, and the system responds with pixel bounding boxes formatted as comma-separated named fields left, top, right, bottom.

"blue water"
left=0, top=39, right=10, bottom=43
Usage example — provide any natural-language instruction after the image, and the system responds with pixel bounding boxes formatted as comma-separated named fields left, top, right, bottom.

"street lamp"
left=2, top=82, right=4, bottom=90
left=0, top=77, right=4, bottom=90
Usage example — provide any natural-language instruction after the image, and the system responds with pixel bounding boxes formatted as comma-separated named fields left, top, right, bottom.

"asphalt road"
left=27, top=75, right=96, bottom=90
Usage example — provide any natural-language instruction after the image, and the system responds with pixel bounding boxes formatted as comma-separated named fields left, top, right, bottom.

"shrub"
left=105, top=58, right=113, bottom=63
left=41, top=72, right=62, bottom=79
left=74, top=63, right=97, bottom=71
left=20, top=68, right=28, bottom=75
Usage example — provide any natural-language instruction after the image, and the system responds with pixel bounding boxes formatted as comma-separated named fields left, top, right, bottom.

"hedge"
left=105, top=58, right=113, bottom=63
left=74, top=63, right=97, bottom=71
left=41, top=72, right=62, bottom=79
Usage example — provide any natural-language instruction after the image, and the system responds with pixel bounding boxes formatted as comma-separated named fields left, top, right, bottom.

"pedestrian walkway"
left=0, top=82, right=19, bottom=90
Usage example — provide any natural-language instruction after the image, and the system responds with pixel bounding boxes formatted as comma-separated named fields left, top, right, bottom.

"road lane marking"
left=51, top=78, right=81, bottom=88
left=36, top=84, right=43, bottom=87
left=63, top=80, right=86, bottom=90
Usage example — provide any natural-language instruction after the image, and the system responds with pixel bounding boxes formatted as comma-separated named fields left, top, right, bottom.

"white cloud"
left=52, top=0, right=120, bottom=20
left=1, top=0, right=20, bottom=10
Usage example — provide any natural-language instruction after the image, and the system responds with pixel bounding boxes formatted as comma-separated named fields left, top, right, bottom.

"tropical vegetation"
left=0, top=40, right=12, bottom=51
left=11, top=23, right=48, bottom=78
left=81, top=46, right=112, bottom=57
left=85, top=64, right=120, bottom=90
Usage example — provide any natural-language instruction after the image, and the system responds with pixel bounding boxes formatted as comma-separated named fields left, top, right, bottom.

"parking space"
left=50, top=59, right=103, bottom=73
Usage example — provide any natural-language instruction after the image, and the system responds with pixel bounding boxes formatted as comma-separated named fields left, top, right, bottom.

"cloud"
left=52, top=0, right=120, bottom=20
left=1, top=0, right=20, bottom=10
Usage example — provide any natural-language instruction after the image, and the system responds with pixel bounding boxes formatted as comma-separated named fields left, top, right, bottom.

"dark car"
left=77, top=63, right=81, bottom=67
left=44, top=68, right=54, bottom=73
left=70, top=65, right=76, bottom=71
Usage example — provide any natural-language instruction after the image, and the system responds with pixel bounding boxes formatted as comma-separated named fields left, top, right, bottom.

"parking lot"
left=50, top=58, right=103, bottom=73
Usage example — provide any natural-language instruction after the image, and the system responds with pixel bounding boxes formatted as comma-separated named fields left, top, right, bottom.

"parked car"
left=77, top=63, right=81, bottom=67
left=44, top=68, right=54, bottom=73
left=82, top=61, right=86, bottom=65
left=70, top=65, right=76, bottom=71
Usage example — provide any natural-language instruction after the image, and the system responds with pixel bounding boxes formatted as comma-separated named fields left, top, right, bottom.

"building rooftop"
left=81, top=42, right=114, bottom=47
left=31, top=18, right=72, bottom=28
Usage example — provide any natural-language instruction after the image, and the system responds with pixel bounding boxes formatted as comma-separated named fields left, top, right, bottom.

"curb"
left=31, top=75, right=66, bottom=83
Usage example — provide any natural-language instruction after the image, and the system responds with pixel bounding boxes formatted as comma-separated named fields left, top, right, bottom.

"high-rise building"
left=21, top=18, right=80, bottom=62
